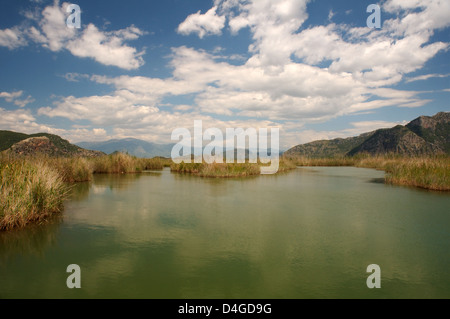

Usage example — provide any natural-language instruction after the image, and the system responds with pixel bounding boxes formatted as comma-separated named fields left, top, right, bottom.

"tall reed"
left=171, top=157, right=296, bottom=178
left=91, top=153, right=144, bottom=174
left=49, top=157, right=93, bottom=183
left=0, top=160, right=67, bottom=231
left=290, top=154, right=450, bottom=191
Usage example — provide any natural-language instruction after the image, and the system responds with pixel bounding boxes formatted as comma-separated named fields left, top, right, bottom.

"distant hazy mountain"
left=285, top=112, right=450, bottom=158
left=0, top=131, right=104, bottom=157
left=76, top=138, right=174, bottom=158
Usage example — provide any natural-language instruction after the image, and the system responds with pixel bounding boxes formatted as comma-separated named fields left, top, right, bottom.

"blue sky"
left=0, top=0, right=449, bottom=150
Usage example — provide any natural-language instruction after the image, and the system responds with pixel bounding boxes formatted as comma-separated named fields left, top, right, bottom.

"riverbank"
left=1, top=154, right=448, bottom=231
left=0, top=153, right=170, bottom=231
left=289, top=155, right=450, bottom=192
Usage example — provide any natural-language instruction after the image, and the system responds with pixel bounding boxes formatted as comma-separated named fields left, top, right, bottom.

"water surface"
left=1, top=167, right=449, bottom=299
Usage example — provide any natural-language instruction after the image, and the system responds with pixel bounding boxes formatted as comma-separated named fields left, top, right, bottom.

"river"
left=1, top=167, right=449, bottom=299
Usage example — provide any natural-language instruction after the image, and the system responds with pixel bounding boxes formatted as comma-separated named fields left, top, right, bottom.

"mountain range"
left=285, top=112, right=450, bottom=158
left=76, top=139, right=174, bottom=158
left=1, top=112, right=448, bottom=159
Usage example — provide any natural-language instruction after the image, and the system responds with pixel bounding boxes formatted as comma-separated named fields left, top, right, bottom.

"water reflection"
left=1, top=168, right=449, bottom=299
left=67, top=182, right=91, bottom=202
left=0, top=215, right=62, bottom=262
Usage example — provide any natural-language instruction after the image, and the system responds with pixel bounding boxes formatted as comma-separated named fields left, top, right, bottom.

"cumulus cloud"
left=0, top=1, right=146, bottom=70
left=383, top=0, right=450, bottom=36
left=65, top=24, right=145, bottom=70
left=0, top=106, right=113, bottom=143
left=180, top=0, right=448, bottom=85
left=177, top=6, right=226, bottom=38
left=37, top=42, right=428, bottom=147
left=7, top=0, right=447, bottom=147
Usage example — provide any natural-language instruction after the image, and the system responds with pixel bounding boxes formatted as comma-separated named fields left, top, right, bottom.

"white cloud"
left=228, top=0, right=310, bottom=69
left=177, top=6, right=226, bottom=38
left=185, top=0, right=448, bottom=85
left=0, top=91, right=23, bottom=102
left=328, top=9, right=335, bottom=21
left=405, top=73, right=450, bottom=83
left=33, top=1, right=76, bottom=51
left=5, top=0, right=447, bottom=146
left=0, top=108, right=37, bottom=133
left=63, top=73, right=90, bottom=82
left=38, top=94, right=160, bottom=125
left=66, top=24, right=145, bottom=70
left=0, top=27, right=28, bottom=49
left=1, top=1, right=146, bottom=70
left=0, top=91, right=35, bottom=107
left=383, top=0, right=450, bottom=36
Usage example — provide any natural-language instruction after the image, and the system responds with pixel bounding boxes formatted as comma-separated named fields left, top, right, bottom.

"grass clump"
left=290, top=156, right=357, bottom=167
left=49, top=157, right=93, bottom=183
left=91, top=153, right=144, bottom=174
left=0, top=160, right=68, bottom=231
left=171, top=157, right=296, bottom=178
left=382, top=157, right=449, bottom=191
left=139, top=157, right=170, bottom=170
left=171, top=162, right=261, bottom=177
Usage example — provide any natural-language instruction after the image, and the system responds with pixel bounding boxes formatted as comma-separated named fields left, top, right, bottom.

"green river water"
left=1, top=167, right=449, bottom=299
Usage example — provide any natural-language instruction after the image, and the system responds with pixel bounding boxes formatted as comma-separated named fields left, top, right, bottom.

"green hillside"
left=0, top=131, right=104, bottom=157
left=285, top=112, right=450, bottom=158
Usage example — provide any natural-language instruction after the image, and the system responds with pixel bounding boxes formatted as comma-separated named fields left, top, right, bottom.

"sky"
left=0, top=0, right=449, bottom=150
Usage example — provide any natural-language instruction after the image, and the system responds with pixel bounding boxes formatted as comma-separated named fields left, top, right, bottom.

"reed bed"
left=290, top=155, right=450, bottom=191
left=0, top=159, right=67, bottom=231
left=171, top=162, right=260, bottom=177
left=90, top=153, right=170, bottom=174
left=48, top=157, right=93, bottom=183
left=1, top=152, right=447, bottom=231
left=382, top=157, right=449, bottom=191
left=171, top=157, right=296, bottom=177
left=0, top=153, right=169, bottom=231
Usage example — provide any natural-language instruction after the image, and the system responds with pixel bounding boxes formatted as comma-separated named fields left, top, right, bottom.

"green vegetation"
left=0, top=131, right=30, bottom=152
left=49, top=157, right=93, bottom=183
left=0, top=159, right=67, bottom=231
left=171, top=158, right=297, bottom=178
left=0, top=153, right=169, bottom=231
left=91, top=153, right=170, bottom=174
left=171, top=162, right=261, bottom=177
left=285, top=112, right=450, bottom=158
left=0, top=130, right=104, bottom=157
left=357, top=156, right=450, bottom=191
left=288, top=154, right=450, bottom=191
left=92, top=152, right=145, bottom=174
left=1, top=148, right=447, bottom=232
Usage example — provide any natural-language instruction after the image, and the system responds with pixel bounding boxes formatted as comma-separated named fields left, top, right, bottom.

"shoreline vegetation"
left=1, top=152, right=449, bottom=231
left=170, top=158, right=297, bottom=178
left=288, top=154, right=450, bottom=192
left=0, top=153, right=170, bottom=231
